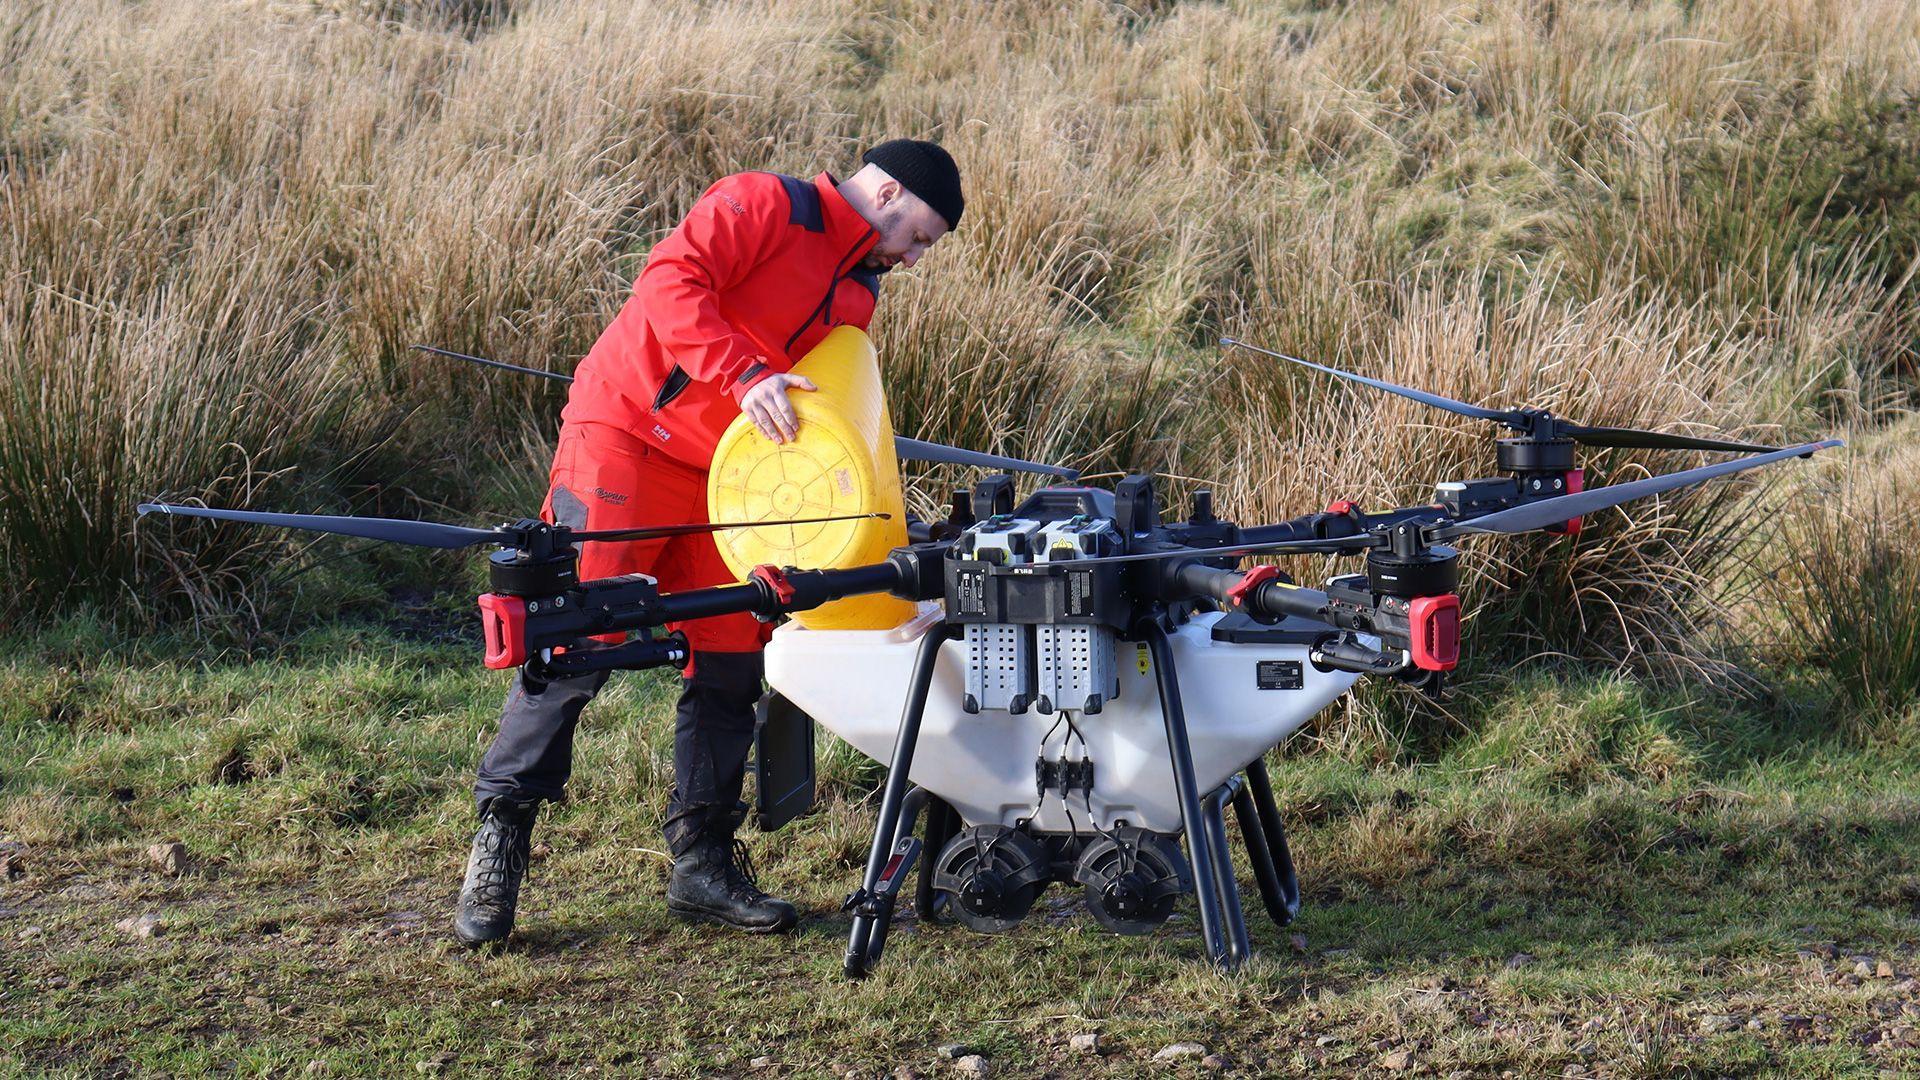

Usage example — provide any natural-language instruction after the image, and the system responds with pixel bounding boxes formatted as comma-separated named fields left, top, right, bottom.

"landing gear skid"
left=844, top=625, right=955, bottom=979
left=1143, top=620, right=1300, bottom=970
left=841, top=620, right=1303, bottom=978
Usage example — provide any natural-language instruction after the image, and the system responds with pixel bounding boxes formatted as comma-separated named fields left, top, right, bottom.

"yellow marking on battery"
left=1136, top=644, right=1150, bottom=674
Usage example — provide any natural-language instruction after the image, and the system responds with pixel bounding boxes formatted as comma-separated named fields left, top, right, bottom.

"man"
left=453, top=139, right=963, bottom=945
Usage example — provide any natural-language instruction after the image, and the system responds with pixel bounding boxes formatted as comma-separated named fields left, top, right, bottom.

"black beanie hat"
left=860, top=139, right=964, bottom=230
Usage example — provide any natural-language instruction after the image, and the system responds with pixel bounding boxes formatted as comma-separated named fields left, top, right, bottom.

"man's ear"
left=875, top=178, right=902, bottom=207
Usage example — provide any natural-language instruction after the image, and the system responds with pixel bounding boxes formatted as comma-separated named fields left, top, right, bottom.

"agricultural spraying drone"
left=139, top=340, right=1838, bottom=977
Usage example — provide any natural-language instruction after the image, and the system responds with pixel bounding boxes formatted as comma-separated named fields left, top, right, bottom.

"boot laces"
left=472, top=818, right=529, bottom=908
left=724, top=838, right=769, bottom=902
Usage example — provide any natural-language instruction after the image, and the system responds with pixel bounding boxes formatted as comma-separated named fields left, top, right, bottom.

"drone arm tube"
left=651, top=562, right=905, bottom=623
left=1234, top=503, right=1445, bottom=548
left=1173, top=562, right=1330, bottom=623
left=593, top=549, right=943, bottom=634
left=1173, top=561, right=1423, bottom=679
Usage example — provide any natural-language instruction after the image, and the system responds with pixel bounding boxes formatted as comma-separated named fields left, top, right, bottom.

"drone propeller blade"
left=572, top=512, right=890, bottom=542
left=892, top=436, right=1081, bottom=481
left=1432, top=439, right=1841, bottom=539
left=137, top=503, right=506, bottom=549
left=412, top=344, right=574, bottom=384
left=1039, top=533, right=1380, bottom=567
left=1224, top=338, right=1796, bottom=454
left=1221, top=337, right=1514, bottom=423
left=1555, top=423, right=1778, bottom=454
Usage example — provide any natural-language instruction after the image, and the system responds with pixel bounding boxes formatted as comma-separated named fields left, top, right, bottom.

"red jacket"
left=563, top=171, right=882, bottom=469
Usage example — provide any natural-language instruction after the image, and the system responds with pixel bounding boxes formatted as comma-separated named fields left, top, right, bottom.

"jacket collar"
left=815, top=172, right=879, bottom=265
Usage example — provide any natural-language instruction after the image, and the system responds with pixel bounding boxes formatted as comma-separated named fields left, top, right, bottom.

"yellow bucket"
left=707, top=327, right=915, bottom=630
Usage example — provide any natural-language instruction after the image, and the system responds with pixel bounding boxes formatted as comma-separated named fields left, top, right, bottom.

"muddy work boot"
left=453, top=796, right=538, bottom=947
left=666, top=818, right=798, bottom=933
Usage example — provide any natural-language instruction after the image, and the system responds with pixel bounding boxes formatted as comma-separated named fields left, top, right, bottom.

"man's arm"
left=635, top=174, right=788, bottom=404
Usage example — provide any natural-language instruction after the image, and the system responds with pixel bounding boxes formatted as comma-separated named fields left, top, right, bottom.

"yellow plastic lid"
left=708, top=327, right=915, bottom=630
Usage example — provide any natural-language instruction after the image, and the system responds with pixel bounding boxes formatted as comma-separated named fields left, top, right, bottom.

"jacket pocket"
left=650, top=365, right=692, bottom=412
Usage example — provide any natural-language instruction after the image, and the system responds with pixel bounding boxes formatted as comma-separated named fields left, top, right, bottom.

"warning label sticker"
left=1256, top=660, right=1303, bottom=690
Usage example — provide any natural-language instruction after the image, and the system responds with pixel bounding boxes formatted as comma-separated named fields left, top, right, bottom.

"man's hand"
left=740, top=373, right=817, bottom=444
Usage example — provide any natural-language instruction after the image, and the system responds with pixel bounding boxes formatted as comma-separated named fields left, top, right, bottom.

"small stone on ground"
left=935, top=1043, right=971, bottom=1061
left=1154, top=1042, right=1206, bottom=1062
left=1380, top=1048, right=1417, bottom=1071
left=952, top=1055, right=990, bottom=1077
left=113, top=913, right=164, bottom=939
left=146, top=841, right=189, bottom=875
left=1069, top=1032, right=1103, bottom=1054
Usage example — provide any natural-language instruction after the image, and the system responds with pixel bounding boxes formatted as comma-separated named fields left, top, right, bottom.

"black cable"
left=1062, top=712, right=1128, bottom=872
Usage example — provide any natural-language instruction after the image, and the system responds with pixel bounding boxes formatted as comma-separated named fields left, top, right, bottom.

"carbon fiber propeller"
left=1221, top=338, right=1782, bottom=454
left=135, top=503, right=887, bottom=549
left=1055, top=439, right=1841, bottom=567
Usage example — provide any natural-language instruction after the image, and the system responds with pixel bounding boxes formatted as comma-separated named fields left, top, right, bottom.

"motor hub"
left=1073, top=827, right=1189, bottom=935
left=932, top=826, right=1051, bottom=934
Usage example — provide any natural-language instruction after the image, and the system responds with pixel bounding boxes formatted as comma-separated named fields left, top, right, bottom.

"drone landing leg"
left=1236, top=757, right=1301, bottom=927
left=1141, top=622, right=1236, bottom=970
left=1202, top=781, right=1253, bottom=965
left=915, top=794, right=958, bottom=923
left=895, top=786, right=930, bottom=847
left=844, top=625, right=954, bottom=979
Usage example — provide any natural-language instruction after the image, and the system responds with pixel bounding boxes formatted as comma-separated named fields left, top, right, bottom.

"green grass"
left=4, top=619, right=1917, bottom=1078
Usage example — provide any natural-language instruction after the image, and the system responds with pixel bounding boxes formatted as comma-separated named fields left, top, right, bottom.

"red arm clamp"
left=1407, top=594, right=1461, bottom=671
left=1226, top=564, right=1285, bottom=611
left=1546, top=469, right=1584, bottom=536
left=1325, top=499, right=1359, bottom=516
left=750, top=564, right=797, bottom=606
left=477, top=594, right=528, bottom=670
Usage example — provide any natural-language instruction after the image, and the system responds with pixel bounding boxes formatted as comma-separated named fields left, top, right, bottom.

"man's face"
left=860, top=184, right=949, bottom=271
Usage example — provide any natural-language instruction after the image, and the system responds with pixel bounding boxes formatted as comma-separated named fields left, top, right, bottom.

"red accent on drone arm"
left=641, top=560, right=911, bottom=626
left=1407, top=594, right=1461, bottom=671
left=1225, top=564, right=1286, bottom=610
left=749, top=564, right=798, bottom=605
left=1545, top=469, right=1584, bottom=537
left=1175, top=561, right=1331, bottom=624
left=477, top=594, right=528, bottom=670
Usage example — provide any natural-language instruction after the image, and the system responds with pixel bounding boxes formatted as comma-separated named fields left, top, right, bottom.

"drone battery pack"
left=1036, top=623, right=1117, bottom=714
left=752, top=691, right=816, bottom=831
left=963, top=623, right=1033, bottom=713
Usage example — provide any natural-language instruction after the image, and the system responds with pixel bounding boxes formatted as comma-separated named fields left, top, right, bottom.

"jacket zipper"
left=650, top=365, right=692, bottom=413
left=785, top=228, right=875, bottom=355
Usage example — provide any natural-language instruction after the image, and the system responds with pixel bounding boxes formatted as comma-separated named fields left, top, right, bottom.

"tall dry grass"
left=1762, top=417, right=1920, bottom=731
left=2, top=0, right=1916, bottom=708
